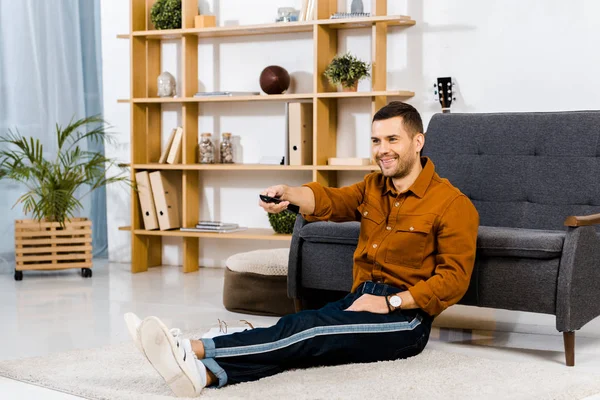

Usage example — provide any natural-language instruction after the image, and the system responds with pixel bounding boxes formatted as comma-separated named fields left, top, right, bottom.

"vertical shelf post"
left=371, top=0, right=388, bottom=115
left=181, top=20, right=199, bottom=272
left=313, top=2, right=338, bottom=187
left=130, top=0, right=163, bottom=272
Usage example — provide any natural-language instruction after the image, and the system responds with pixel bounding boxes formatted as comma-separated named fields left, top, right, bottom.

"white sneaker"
left=124, top=312, right=144, bottom=355
left=140, top=316, right=207, bottom=397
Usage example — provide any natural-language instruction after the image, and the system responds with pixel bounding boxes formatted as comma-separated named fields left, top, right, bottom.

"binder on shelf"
left=149, top=171, right=181, bottom=230
left=158, top=128, right=177, bottom=164
left=135, top=171, right=159, bottom=230
left=166, top=126, right=183, bottom=164
left=288, top=102, right=313, bottom=166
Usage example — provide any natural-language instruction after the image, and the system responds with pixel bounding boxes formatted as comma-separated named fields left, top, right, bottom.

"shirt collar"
left=383, top=157, right=435, bottom=199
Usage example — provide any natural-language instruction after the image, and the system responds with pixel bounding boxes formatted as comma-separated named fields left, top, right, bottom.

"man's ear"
left=415, top=133, right=425, bottom=153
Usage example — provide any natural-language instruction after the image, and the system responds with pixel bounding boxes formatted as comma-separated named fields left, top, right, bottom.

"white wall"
left=101, top=0, right=600, bottom=267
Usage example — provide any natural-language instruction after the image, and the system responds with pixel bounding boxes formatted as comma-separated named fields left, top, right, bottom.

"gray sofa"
left=287, top=111, right=600, bottom=366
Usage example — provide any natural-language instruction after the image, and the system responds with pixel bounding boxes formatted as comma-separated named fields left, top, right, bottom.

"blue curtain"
left=0, top=0, right=107, bottom=265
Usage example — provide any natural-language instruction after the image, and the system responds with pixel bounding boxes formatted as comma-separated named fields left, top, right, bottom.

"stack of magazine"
left=180, top=221, right=247, bottom=233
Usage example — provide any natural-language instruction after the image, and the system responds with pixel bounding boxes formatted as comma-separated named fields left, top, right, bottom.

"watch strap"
left=385, top=295, right=393, bottom=313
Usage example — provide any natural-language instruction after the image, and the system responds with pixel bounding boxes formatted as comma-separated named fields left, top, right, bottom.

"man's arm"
left=260, top=179, right=367, bottom=222
left=408, top=195, right=480, bottom=316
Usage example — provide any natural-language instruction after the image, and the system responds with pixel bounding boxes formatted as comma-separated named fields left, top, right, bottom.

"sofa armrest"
left=564, top=213, right=600, bottom=227
left=287, top=214, right=309, bottom=300
left=556, top=225, right=600, bottom=332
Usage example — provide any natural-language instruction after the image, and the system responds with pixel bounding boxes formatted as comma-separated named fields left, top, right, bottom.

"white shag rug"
left=1, top=330, right=600, bottom=400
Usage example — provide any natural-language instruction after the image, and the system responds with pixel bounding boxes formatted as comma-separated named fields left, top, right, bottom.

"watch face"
left=390, top=295, right=401, bottom=307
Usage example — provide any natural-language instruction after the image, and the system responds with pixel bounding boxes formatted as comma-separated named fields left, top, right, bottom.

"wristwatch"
left=386, top=294, right=402, bottom=312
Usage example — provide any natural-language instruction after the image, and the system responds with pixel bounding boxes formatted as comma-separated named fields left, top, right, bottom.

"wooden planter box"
left=14, top=218, right=93, bottom=280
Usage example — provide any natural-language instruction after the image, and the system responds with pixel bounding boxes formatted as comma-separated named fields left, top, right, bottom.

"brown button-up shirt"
left=303, top=157, right=479, bottom=316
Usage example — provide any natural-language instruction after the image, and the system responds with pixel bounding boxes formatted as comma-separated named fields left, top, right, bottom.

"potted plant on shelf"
left=268, top=211, right=297, bottom=234
left=150, top=0, right=182, bottom=30
left=323, top=52, right=371, bottom=92
left=0, top=115, right=129, bottom=281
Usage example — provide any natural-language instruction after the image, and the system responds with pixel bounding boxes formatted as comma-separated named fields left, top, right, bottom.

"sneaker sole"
left=140, top=317, right=200, bottom=397
left=124, top=313, right=145, bottom=356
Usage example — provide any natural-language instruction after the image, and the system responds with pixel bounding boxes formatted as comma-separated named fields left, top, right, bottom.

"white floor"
left=1, top=260, right=600, bottom=399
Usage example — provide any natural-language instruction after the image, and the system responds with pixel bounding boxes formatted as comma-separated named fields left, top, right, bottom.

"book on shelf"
left=134, top=171, right=159, bottom=230
left=149, top=171, right=181, bottom=230
left=180, top=226, right=248, bottom=233
left=158, top=126, right=183, bottom=164
left=300, top=0, right=316, bottom=21
left=195, top=221, right=239, bottom=230
left=197, top=220, right=238, bottom=227
left=288, top=102, right=313, bottom=166
left=330, top=12, right=371, bottom=19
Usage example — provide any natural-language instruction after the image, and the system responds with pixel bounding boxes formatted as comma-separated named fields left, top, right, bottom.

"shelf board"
left=126, top=163, right=379, bottom=171
left=316, top=90, right=414, bottom=99
left=319, top=15, right=415, bottom=29
left=118, top=93, right=314, bottom=104
left=133, top=228, right=292, bottom=241
left=131, top=164, right=313, bottom=171
left=116, top=15, right=414, bottom=40
left=117, top=91, right=414, bottom=104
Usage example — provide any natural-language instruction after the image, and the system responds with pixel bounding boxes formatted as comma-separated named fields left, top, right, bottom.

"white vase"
left=157, top=71, right=176, bottom=97
left=351, top=0, right=364, bottom=13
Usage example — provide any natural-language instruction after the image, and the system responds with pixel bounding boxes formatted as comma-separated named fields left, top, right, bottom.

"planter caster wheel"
left=81, top=268, right=92, bottom=278
left=14, top=270, right=23, bottom=281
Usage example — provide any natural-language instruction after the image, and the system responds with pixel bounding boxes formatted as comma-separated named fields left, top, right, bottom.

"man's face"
left=371, top=117, right=423, bottom=179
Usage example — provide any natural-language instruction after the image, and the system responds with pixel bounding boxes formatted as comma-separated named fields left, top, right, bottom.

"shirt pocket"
left=385, top=214, right=436, bottom=268
left=356, top=202, right=385, bottom=254
left=357, top=202, right=385, bottom=225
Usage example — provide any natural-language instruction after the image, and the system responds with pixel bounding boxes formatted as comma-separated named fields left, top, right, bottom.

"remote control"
left=259, top=194, right=300, bottom=214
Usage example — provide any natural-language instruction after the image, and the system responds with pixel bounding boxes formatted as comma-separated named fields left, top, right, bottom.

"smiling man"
left=127, top=101, right=480, bottom=397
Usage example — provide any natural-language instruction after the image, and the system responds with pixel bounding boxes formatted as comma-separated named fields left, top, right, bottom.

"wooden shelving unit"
left=122, top=0, right=415, bottom=273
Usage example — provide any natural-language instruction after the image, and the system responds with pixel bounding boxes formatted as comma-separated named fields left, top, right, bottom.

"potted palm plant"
left=0, top=115, right=128, bottom=281
left=323, top=52, right=371, bottom=92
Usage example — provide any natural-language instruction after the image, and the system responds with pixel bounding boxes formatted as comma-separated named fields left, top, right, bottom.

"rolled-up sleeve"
left=408, top=195, right=479, bottom=316
left=302, top=180, right=366, bottom=222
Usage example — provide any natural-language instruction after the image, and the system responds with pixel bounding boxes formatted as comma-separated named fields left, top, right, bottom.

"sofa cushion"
left=300, top=222, right=565, bottom=260
left=300, top=221, right=360, bottom=245
left=477, top=226, right=565, bottom=259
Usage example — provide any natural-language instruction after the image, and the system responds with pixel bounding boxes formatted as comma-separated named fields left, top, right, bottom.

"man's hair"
left=372, top=101, right=424, bottom=138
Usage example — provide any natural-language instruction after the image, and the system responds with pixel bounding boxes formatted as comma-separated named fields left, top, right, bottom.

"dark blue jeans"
left=200, top=281, right=433, bottom=387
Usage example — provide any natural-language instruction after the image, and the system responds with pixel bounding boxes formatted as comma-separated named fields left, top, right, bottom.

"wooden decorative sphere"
left=259, top=66, right=290, bottom=95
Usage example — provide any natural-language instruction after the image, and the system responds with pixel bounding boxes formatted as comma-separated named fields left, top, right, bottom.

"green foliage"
left=0, top=115, right=129, bottom=225
left=150, top=0, right=182, bottom=30
left=268, top=211, right=297, bottom=234
left=324, top=52, right=371, bottom=88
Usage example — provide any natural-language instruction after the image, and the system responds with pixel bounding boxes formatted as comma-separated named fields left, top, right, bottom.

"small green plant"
left=268, top=211, right=297, bottom=234
left=324, top=52, right=371, bottom=89
left=0, top=115, right=129, bottom=225
left=150, top=0, right=182, bottom=30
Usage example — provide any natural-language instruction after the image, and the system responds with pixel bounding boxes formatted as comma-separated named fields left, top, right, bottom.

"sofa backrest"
left=423, top=111, right=600, bottom=231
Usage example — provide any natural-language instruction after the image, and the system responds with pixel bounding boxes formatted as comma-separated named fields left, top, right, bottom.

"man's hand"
left=259, top=185, right=290, bottom=214
left=258, top=185, right=316, bottom=215
left=344, top=294, right=389, bottom=314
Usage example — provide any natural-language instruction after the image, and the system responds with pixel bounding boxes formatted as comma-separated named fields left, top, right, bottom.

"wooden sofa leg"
left=294, top=298, right=303, bottom=313
left=563, top=331, right=575, bottom=366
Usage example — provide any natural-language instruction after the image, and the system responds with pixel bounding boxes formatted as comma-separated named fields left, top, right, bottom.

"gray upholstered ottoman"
left=223, top=248, right=296, bottom=316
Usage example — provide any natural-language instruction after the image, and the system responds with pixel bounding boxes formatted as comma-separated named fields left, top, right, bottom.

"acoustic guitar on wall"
left=434, top=77, right=456, bottom=113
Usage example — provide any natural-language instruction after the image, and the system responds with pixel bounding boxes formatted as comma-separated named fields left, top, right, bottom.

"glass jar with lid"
left=198, top=133, right=215, bottom=164
left=220, top=133, right=234, bottom=164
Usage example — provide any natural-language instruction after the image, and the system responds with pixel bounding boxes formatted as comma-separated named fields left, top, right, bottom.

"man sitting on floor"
left=124, top=101, right=480, bottom=397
